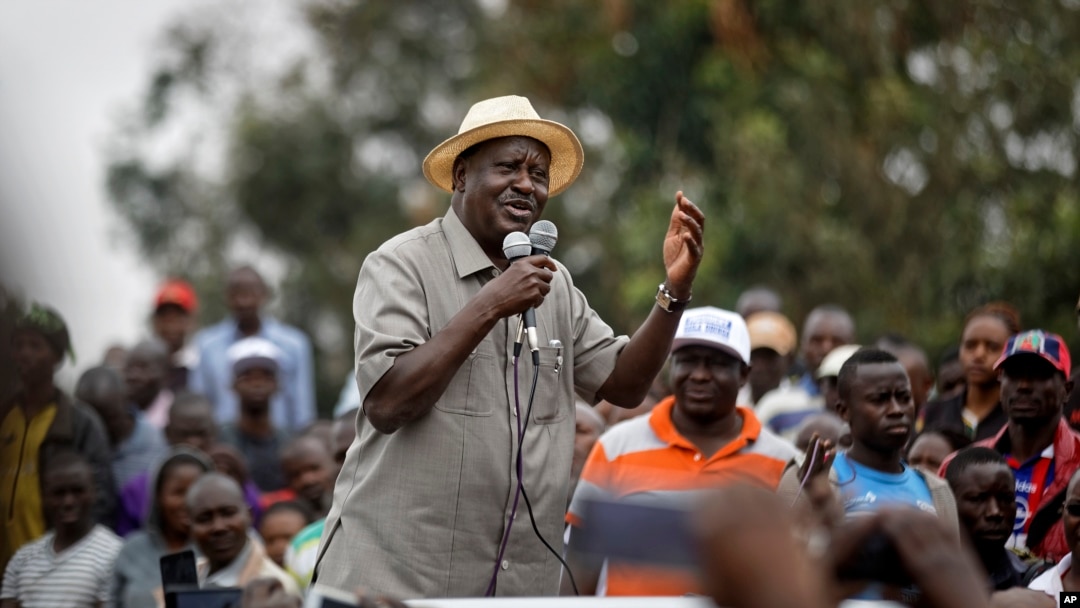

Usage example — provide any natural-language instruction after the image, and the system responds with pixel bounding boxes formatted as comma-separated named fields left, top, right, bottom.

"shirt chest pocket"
left=529, top=346, right=570, bottom=425
left=434, top=351, right=497, bottom=416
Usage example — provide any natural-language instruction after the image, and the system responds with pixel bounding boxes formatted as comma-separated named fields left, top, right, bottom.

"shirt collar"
left=227, top=317, right=279, bottom=342
left=992, top=417, right=1070, bottom=461
left=648, top=395, right=763, bottom=460
left=204, top=538, right=252, bottom=588
left=443, top=206, right=496, bottom=279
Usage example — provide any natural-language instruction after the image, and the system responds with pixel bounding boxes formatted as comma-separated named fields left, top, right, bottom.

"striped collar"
left=648, top=395, right=764, bottom=461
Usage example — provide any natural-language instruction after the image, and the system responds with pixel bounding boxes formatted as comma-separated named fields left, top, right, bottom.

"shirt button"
left=492, top=269, right=501, bottom=277
left=694, top=453, right=702, bottom=461
left=501, top=560, right=509, bottom=570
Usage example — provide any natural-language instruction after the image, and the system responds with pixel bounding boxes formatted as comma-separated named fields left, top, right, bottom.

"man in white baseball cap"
left=564, top=306, right=798, bottom=596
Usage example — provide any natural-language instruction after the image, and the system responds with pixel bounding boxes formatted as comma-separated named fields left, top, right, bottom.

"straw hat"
left=422, top=95, right=584, bottom=197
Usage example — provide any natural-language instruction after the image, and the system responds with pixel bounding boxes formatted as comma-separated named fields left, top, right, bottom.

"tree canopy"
left=107, top=0, right=1080, bottom=413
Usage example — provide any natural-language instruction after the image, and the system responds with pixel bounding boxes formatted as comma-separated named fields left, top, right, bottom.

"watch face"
left=656, top=286, right=672, bottom=310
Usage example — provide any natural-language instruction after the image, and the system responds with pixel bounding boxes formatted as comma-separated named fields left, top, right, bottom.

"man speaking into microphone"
left=313, top=95, right=705, bottom=598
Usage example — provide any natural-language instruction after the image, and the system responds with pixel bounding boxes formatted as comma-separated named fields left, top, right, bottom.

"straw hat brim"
left=422, top=118, right=584, bottom=197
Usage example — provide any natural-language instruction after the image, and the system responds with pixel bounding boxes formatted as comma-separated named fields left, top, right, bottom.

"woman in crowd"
left=920, top=302, right=1020, bottom=441
left=111, top=448, right=213, bottom=608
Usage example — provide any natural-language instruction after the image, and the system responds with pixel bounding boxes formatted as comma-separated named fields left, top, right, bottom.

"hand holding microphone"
left=501, top=221, right=559, bottom=364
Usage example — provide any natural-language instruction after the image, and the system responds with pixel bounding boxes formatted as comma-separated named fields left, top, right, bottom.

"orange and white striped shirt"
left=566, top=395, right=798, bottom=596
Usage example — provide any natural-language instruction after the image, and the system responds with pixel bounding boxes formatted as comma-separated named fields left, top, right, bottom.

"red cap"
left=994, top=330, right=1071, bottom=380
left=154, top=279, right=198, bottom=314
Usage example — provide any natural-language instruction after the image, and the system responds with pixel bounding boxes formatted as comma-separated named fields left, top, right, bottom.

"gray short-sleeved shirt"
left=314, top=208, right=627, bottom=598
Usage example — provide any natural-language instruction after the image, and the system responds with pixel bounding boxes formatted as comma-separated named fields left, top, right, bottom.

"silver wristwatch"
left=655, top=283, right=690, bottom=313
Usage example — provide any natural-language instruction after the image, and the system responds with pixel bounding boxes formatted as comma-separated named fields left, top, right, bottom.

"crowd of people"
left=5, top=94, right=1080, bottom=608
left=1, top=272, right=355, bottom=607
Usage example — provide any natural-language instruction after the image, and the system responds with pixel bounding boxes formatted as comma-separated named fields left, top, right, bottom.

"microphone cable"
left=485, top=354, right=526, bottom=596
left=486, top=332, right=579, bottom=596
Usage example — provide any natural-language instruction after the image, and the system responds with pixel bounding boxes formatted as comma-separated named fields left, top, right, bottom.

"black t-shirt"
left=218, top=423, right=291, bottom=492
left=920, top=389, right=1008, bottom=442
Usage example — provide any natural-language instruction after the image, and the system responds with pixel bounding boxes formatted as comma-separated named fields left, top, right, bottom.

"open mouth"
left=503, top=199, right=533, bottom=219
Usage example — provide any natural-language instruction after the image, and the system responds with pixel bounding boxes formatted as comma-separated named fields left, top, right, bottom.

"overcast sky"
left=0, top=1, right=199, bottom=386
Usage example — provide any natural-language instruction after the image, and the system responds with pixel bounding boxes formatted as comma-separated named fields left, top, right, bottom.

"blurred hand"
left=791, top=434, right=842, bottom=531
left=989, top=588, right=1055, bottom=608
left=825, top=508, right=990, bottom=608
left=695, top=484, right=831, bottom=608
left=352, top=587, right=409, bottom=608
left=241, top=578, right=300, bottom=608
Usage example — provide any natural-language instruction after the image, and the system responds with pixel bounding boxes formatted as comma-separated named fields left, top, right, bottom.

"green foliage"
left=107, top=0, right=1080, bottom=413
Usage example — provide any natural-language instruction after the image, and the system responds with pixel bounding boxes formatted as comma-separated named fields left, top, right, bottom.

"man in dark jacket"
left=0, top=304, right=113, bottom=573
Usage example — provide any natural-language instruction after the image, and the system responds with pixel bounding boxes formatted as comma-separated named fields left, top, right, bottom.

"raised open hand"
left=662, top=191, right=705, bottom=299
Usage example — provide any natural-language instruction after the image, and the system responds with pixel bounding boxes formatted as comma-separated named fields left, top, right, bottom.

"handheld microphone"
left=520, top=221, right=558, bottom=360
left=502, top=232, right=533, bottom=362
left=529, top=220, right=558, bottom=257
left=502, top=230, right=532, bottom=261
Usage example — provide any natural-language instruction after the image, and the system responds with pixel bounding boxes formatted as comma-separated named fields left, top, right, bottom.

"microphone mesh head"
left=529, top=220, right=558, bottom=254
left=502, top=231, right=532, bottom=259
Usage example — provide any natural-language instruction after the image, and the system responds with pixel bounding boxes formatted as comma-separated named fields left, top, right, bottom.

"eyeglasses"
left=1065, top=503, right=1080, bottom=517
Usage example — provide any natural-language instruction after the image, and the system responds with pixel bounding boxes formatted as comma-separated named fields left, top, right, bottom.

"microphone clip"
left=513, top=314, right=525, bottom=362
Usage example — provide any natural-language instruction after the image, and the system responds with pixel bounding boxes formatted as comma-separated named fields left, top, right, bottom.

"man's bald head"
left=76, top=366, right=125, bottom=417
left=282, top=434, right=332, bottom=465
left=281, top=435, right=333, bottom=510
left=170, top=392, right=213, bottom=422
left=186, top=472, right=251, bottom=570
left=226, top=265, right=268, bottom=328
left=575, top=402, right=606, bottom=432
left=735, top=286, right=782, bottom=319
left=186, top=472, right=246, bottom=513
left=127, top=339, right=170, bottom=367
left=124, top=339, right=169, bottom=407
left=165, top=393, right=216, bottom=451
left=76, top=365, right=125, bottom=403
left=227, top=265, right=267, bottom=292
left=794, top=412, right=846, bottom=452
left=801, top=305, right=856, bottom=374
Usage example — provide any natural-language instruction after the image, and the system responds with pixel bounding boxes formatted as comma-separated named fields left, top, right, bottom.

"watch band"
left=656, top=283, right=690, bottom=313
